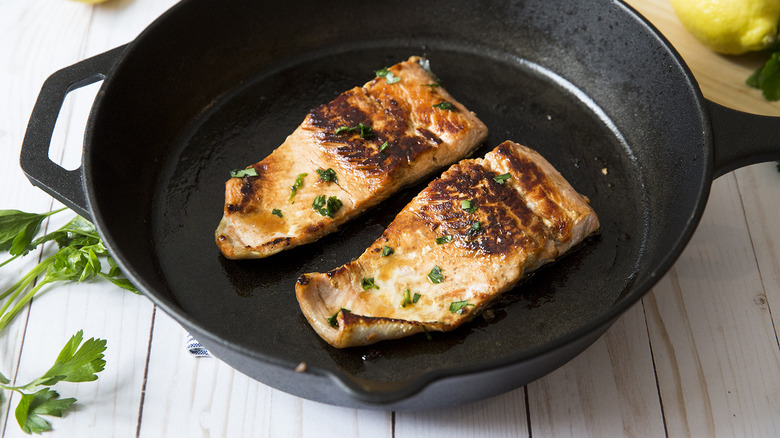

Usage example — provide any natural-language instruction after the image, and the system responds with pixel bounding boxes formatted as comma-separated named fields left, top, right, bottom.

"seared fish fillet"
left=216, top=56, right=488, bottom=259
left=296, top=141, right=600, bottom=348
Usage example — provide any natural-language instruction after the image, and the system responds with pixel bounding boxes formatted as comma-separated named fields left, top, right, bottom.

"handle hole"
left=49, top=80, right=102, bottom=171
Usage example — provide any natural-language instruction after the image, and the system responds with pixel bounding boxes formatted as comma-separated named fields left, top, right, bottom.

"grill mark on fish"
left=495, top=142, right=569, bottom=242
left=417, top=162, right=549, bottom=255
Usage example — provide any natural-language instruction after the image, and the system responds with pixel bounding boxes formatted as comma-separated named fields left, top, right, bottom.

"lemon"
left=670, top=0, right=780, bottom=54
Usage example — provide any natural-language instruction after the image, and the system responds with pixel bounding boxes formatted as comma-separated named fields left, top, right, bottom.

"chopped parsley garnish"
left=423, top=79, right=442, bottom=88
left=400, top=288, right=412, bottom=308
left=493, top=173, right=512, bottom=184
left=316, top=168, right=337, bottom=183
left=271, top=209, right=283, bottom=218
left=381, top=246, right=394, bottom=257
left=312, top=195, right=343, bottom=218
left=449, top=300, right=474, bottom=314
left=361, top=277, right=379, bottom=291
left=327, top=308, right=350, bottom=327
left=432, top=101, right=455, bottom=110
left=375, top=67, right=401, bottom=84
left=230, top=168, right=258, bottom=178
left=413, top=292, right=421, bottom=303
left=379, top=141, right=389, bottom=152
left=435, top=235, right=452, bottom=245
left=334, top=122, right=374, bottom=138
left=461, top=199, right=477, bottom=213
left=466, top=221, right=482, bottom=236
left=289, top=173, right=307, bottom=201
left=427, top=265, right=444, bottom=284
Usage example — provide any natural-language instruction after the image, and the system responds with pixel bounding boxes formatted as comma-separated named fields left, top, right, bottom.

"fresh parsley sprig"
left=0, top=209, right=138, bottom=333
left=747, top=50, right=780, bottom=101
left=0, top=330, right=107, bottom=434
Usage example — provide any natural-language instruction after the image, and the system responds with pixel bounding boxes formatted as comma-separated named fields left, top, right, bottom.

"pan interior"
left=150, top=46, right=648, bottom=383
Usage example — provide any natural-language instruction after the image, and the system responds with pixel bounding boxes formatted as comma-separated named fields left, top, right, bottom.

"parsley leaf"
left=493, top=173, right=512, bottom=184
left=334, top=122, right=374, bottom=138
left=400, top=288, right=412, bottom=308
left=375, top=67, right=401, bottom=84
left=379, top=141, right=389, bottom=152
left=466, top=221, right=482, bottom=236
left=15, top=388, right=75, bottom=434
left=428, top=265, right=444, bottom=284
left=747, top=51, right=780, bottom=101
left=461, top=199, right=477, bottom=213
left=0, top=208, right=64, bottom=259
left=1, top=330, right=107, bottom=434
left=229, top=168, right=258, bottom=178
left=327, top=308, right=350, bottom=327
left=289, top=173, right=308, bottom=201
left=0, top=213, right=138, bottom=333
left=449, top=300, right=474, bottom=314
left=315, top=168, right=338, bottom=183
left=361, top=277, right=379, bottom=291
left=436, top=235, right=452, bottom=244
left=271, top=209, right=283, bottom=218
left=381, top=246, right=393, bottom=257
left=432, top=102, right=455, bottom=110
left=312, top=195, right=342, bottom=218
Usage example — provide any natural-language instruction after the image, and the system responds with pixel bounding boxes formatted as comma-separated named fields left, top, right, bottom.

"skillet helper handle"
left=708, top=100, right=780, bottom=179
left=19, top=45, right=126, bottom=220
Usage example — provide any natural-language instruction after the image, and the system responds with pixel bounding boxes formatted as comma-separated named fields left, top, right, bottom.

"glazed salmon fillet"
left=296, top=141, right=600, bottom=348
left=215, top=56, right=488, bottom=259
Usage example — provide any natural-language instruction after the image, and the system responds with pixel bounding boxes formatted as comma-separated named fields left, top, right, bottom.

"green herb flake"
left=466, top=221, right=482, bottom=236
left=381, top=246, right=394, bottom=257
left=423, top=79, right=442, bottom=88
left=271, top=209, right=283, bottom=218
left=334, top=122, right=374, bottom=138
left=312, top=195, right=342, bottom=218
left=449, top=300, right=475, bottom=314
left=747, top=52, right=780, bottom=101
left=413, top=293, right=421, bottom=303
left=400, top=288, right=412, bottom=308
left=316, top=168, right=338, bottom=183
left=361, top=277, right=379, bottom=291
left=427, top=265, right=444, bottom=284
left=289, top=173, right=308, bottom=201
left=379, top=141, right=389, bottom=152
left=327, top=308, right=350, bottom=327
left=461, top=199, right=477, bottom=213
left=375, top=67, right=401, bottom=84
left=435, top=235, right=452, bottom=245
left=432, top=101, right=455, bottom=110
left=493, top=173, right=512, bottom=184
left=230, top=168, right=258, bottom=178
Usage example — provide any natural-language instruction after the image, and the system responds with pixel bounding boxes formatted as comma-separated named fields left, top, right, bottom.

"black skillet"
left=19, top=0, right=780, bottom=409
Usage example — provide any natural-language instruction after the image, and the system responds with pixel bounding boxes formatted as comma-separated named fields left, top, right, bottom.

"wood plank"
left=734, top=163, right=780, bottom=345
left=644, top=173, right=780, bottom=437
left=526, top=303, right=665, bottom=437
left=138, top=310, right=393, bottom=438
left=395, top=388, right=528, bottom=438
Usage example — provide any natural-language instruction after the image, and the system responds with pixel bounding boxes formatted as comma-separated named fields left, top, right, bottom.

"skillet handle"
left=19, top=45, right=126, bottom=220
left=707, top=100, right=780, bottom=179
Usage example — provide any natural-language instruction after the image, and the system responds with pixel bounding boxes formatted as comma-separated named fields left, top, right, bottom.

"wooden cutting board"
left=625, top=0, right=780, bottom=117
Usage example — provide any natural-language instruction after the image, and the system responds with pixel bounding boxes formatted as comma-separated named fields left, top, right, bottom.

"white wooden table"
left=2, top=0, right=780, bottom=436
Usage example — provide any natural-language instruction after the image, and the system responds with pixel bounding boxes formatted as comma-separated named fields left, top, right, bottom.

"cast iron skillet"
left=19, top=0, right=780, bottom=409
